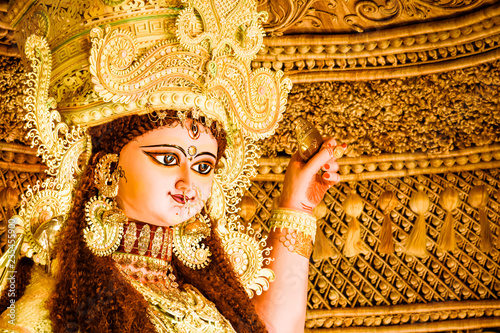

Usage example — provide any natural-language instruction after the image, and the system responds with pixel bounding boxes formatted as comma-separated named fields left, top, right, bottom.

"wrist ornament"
left=269, top=208, right=317, bottom=259
left=277, top=229, right=314, bottom=259
left=269, top=208, right=317, bottom=238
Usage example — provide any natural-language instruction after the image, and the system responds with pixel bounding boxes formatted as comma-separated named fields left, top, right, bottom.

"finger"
left=325, top=157, right=339, bottom=168
left=304, top=139, right=340, bottom=176
left=321, top=160, right=339, bottom=173
left=322, top=171, right=340, bottom=184
left=322, top=137, right=337, bottom=147
left=293, top=138, right=337, bottom=167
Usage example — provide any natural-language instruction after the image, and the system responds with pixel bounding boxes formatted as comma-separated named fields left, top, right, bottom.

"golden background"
left=0, top=0, right=499, bottom=332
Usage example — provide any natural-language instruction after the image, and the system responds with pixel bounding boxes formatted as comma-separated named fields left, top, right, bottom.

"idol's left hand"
left=279, top=138, right=343, bottom=213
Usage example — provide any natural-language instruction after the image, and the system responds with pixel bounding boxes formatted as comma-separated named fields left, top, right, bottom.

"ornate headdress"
left=2, top=0, right=291, bottom=296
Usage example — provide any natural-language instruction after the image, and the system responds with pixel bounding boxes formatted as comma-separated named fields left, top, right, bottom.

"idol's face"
left=116, top=120, right=218, bottom=227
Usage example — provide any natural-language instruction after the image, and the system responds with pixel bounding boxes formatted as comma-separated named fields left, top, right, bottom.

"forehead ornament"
left=177, top=111, right=187, bottom=127
left=189, top=119, right=201, bottom=140
left=146, top=103, right=171, bottom=126
left=187, top=145, right=197, bottom=161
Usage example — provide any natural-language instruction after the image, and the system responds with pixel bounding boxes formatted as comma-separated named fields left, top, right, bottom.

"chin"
left=159, top=208, right=197, bottom=226
left=166, top=216, right=189, bottom=226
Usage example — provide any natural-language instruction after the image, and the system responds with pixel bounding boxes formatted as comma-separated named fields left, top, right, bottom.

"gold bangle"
left=277, top=229, right=313, bottom=259
left=269, top=208, right=317, bottom=239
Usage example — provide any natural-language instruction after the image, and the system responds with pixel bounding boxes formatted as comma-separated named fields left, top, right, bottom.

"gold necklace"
left=112, top=221, right=236, bottom=333
left=112, top=220, right=178, bottom=288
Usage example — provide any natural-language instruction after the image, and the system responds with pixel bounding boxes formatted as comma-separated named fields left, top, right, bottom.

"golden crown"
left=16, top=0, right=290, bottom=135
left=3, top=0, right=291, bottom=297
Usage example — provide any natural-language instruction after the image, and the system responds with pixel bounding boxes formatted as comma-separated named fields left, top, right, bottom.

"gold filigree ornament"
left=0, top=32, right=91, bottom=291
left=12, top=0, right=292, bottom=297
left=172, top=214, right=212, bottom=269
left=83, top=196, right=126, bottom=257
left=218, top=221, right=275, bottom=297
left=94, top=153, right=122, bottom=198
left=83, top=153, right=127, bottom=256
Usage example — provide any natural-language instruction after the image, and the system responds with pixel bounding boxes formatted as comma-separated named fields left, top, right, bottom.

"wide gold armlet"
left=277, top=229, right=314, bottom=259
left=269, top=208, right=317, bottom=238
left=269, top=208, right=316, bottom=259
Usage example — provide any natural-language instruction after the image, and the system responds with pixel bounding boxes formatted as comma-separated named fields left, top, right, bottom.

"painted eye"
left=146, top=153, right=179, bottom=166
left=160, top=154, right=178, bottom=166
left=193, top=162, right=213, bottom=175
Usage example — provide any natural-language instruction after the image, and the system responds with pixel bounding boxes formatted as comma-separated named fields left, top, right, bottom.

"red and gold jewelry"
left=269, top=208, right=316, bottom=258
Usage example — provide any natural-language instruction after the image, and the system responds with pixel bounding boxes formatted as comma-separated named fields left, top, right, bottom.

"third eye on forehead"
left=140, top=144, right=216, bottom=160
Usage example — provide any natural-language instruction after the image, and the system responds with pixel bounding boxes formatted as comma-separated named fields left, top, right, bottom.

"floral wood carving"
left=260, top=60, right=500, bottom=158
left=0, top=57, right=27, bottom=143
left=257, top=0, right=490, bottom=34
left=254, top=2, right=500, bottom=81
left=257, top=0, right=339, bottom=36
left=350, top=0, right=484, bottom=32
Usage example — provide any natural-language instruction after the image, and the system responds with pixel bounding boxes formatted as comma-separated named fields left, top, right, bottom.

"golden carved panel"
left=0, top=57, right=28, bottom=144
left=258, top=0, right=494, bottom=35
left=255, top=145, right=500, bottom=183
left=2, top=0, right=500, bottom=80
left=253, top=3, right=500, bottom=81
left=261, top=60, right=500, bottom=158
left=247, top=168, right=500, bottom=330
left=305, top=300, right=500, bottom=330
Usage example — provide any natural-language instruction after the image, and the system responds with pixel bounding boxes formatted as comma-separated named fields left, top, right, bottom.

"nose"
left=175, top=165, right=196, bottom=198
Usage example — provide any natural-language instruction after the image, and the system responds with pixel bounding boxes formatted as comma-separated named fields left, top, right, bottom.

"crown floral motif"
left=5, top=0, right=292, bottom=297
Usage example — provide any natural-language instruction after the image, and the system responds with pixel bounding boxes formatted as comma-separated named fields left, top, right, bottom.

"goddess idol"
left=0, top=0, right=342, bottom=332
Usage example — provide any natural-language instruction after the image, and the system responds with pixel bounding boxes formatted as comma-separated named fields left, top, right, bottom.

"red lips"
left=171, top=194, right=187, bottom=204
left=170, top=193, right=196, bottom=205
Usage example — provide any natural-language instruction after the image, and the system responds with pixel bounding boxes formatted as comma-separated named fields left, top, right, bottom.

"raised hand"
left=279, top=138, right=344, bottom=213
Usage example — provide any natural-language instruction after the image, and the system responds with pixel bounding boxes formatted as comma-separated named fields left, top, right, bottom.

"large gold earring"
left=83, top=153, right=127, bottom=257
left=94, top=153, right=123, bottom=198
left=172, top=212, right=211, bottom=269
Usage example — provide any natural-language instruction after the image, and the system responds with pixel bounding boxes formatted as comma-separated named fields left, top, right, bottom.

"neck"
left=112, top=219, right=178, bottom=289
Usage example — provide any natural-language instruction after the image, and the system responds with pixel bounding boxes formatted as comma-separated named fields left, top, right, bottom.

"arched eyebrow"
left=196, top=152, right=217, bottom=160
left=140, top=144, right=186, bottom=157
